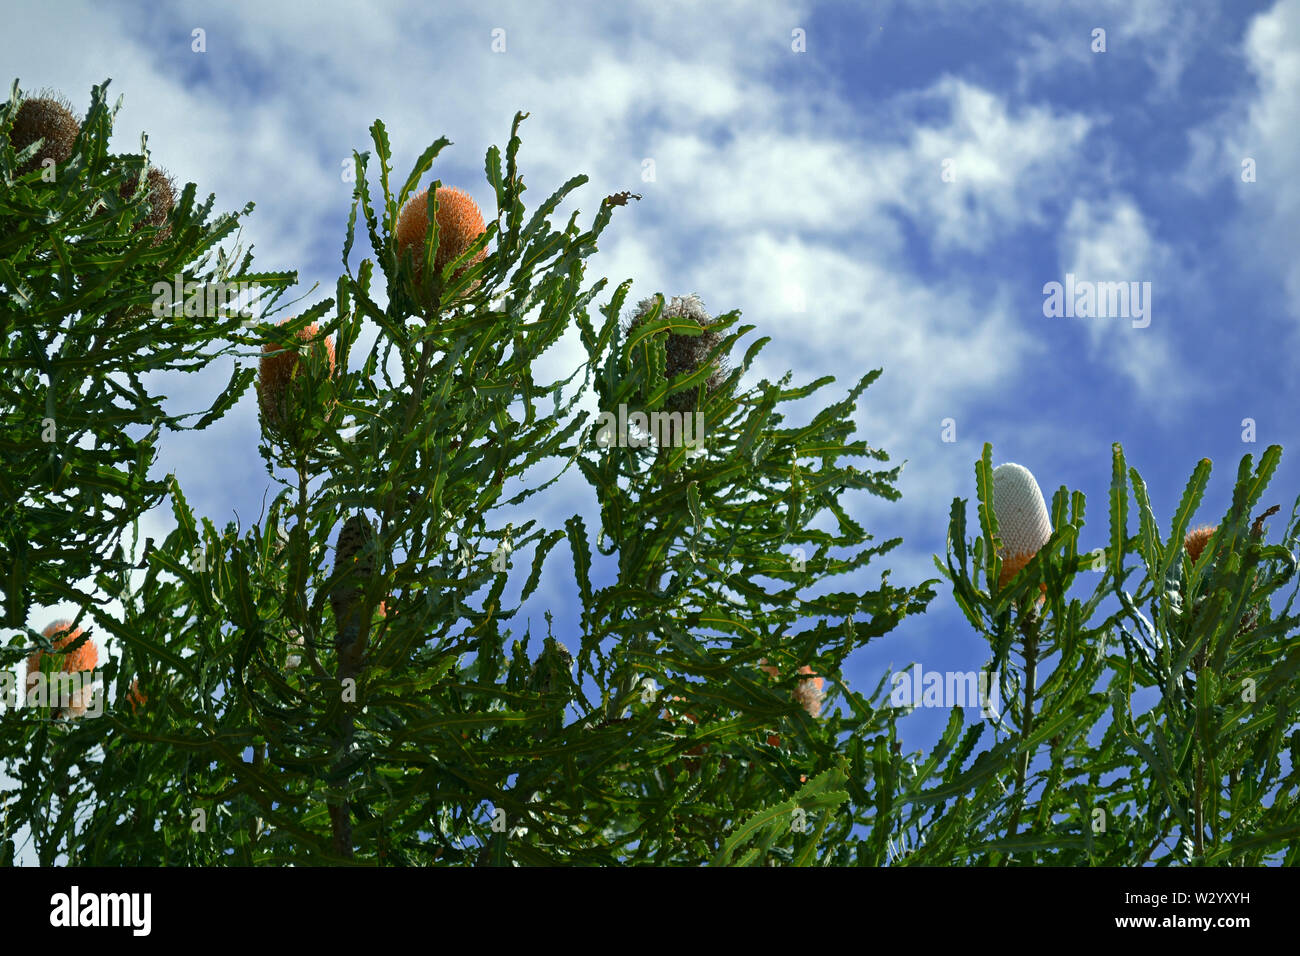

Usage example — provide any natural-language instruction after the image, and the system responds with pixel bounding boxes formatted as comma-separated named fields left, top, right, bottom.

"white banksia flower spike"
left=991, top=462, right=1052, bottom=587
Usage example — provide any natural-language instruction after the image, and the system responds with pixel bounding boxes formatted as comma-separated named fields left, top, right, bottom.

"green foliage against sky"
left=1, top=82, right=1297, bottom=866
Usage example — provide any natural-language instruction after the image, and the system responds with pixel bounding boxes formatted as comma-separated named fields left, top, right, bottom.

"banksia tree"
left=11, top=84, right=1296, bottom=871
left=921, top=442, right=1300, bottom=865
left=1, top=78, right=293, bottom=865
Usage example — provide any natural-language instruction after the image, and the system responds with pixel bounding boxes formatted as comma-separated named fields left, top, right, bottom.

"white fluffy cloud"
left=1056, top=195, right=1182, bottom=404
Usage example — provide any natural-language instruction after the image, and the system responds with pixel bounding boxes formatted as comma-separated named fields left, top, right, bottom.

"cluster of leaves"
left=0, top=79, right=294, bottom=864
left=905, top=443, right=1300, bottom=865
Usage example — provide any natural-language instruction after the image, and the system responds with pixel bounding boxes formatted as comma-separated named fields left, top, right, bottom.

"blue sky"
left=4, top=0, right=1300, bottom=816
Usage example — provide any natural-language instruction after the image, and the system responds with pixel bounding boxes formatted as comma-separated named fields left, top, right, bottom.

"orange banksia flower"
left=256, top=320, right=336, bottom=447
left=1184, top=526, right=1216, bottom=565
left=991, top=463, right=1052, bottom=589
left=26, top=620, right=98, bottom=676
left=10, top=92, right=80, bottom=175
left=26, top=620, right=98, bottom=718
left=792, top=667, right=825, bottom=719
left=395, top=186, right=487, bottom=299
left=759, top=659, right=824, bottom=719
left=759, top=659, right=825, bottom=747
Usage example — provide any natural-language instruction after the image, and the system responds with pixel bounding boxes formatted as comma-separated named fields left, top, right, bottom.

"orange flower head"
left=759, top=658, right=825, bottom=729
left=256, top=320, right=336, bottom=446
left=1184, top=526, right=1216, bottom=565
left=395, top=186, right=487, bottom=298
left=26, top=620, right=98, bottom=677
left=792, top=666, right=825, bottom=719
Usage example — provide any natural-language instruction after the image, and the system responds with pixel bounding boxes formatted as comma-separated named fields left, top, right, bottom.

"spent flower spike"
left=10, top=91, right=79, bottom=175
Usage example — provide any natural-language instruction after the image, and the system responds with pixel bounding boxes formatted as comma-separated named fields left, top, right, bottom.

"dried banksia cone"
left=10, top=92, right=80, bottom=175
left=26, top=620, right=98, bottom=717
left=256, top=320, right=336, bottom=448
left=395, top=186, right=487, bottom=301
left=529, top=638, right=574, bottom=696
left=991, top=463, right=1052, bottom=588
left=1184, top=526, right=1216, bottom=565
left=626, top=293, right=729, bottom=428
left=330, top=516, right=378, bottom=640
left=120, top=166, right=176, bottom=242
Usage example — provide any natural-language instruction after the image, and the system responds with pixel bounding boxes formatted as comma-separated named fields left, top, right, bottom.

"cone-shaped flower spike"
left=11, top=92, right=80, bottom=175
left=26, top=620, right=98, bottom=718
left=395, top=186, right=487, bottom=302
left=1184, top=526, right=1216, bottom=565
left=991, top=462, right=1052, bottom=588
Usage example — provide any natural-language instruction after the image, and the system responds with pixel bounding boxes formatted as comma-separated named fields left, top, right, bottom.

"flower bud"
left=330, top=515, right=378, bottom=637
left=1184, top=525, right=1216, bottom=565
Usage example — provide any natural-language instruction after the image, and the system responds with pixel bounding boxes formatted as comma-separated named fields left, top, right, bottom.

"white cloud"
left=1227, top=0, right=1300, bottom=311
left=1057, top=196, right=1182, bottom=404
